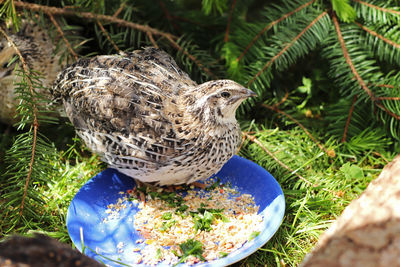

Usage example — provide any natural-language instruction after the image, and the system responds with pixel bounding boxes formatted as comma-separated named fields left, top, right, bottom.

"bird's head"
left=188, top=80, right=257, bottom=124
left=0, top=23, right=39, bottom=81
left=0, top=39, right=17, bottom=80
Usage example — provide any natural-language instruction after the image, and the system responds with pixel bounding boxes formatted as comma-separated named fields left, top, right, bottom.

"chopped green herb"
left=217, top=213, right=230, bottom=223
left=175, top=204, right=188, bottom=213
left=148, top=191, right=159, bottom=199
left=146, top=190, right=184, bottom=207
left=192, top=211, right=213, bottom=231
left=156, top=248, right=162, bottom=259
left=206, top=177, right=221, bottom=191
left=219, top=251, right=229, bottom=258
left=249, top=231, right=260, bottom=241
left=159, top=219, right=176, bottom=232
left=190, top=204, right=229, bottom=231
left=161, top=212, right=172, bottom=220
left=137, top=186, right=147, bottom=193
left=171, top=249, right=179, bottom=257
left=174, top=239, right=205, bottom=266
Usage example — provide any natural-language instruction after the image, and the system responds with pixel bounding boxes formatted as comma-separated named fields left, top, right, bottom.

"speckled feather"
left=0, top=21, right=66, bottom=124
left=53, top=47, right=255, bottom=185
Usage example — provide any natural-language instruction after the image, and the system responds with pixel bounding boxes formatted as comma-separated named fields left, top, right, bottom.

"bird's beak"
left=241, top=88, right=257, bottom=98
left=229, top=88, right=257, bottom=104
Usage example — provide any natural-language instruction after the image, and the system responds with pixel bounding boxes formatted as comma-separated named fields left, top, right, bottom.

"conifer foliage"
left=0, top=0, right=399, bottom=265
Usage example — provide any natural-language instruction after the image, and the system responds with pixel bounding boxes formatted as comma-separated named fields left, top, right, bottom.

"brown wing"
left=53, top=48, right=196, bottom=168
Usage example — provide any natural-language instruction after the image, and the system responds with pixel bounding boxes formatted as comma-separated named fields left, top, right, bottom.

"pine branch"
left=166, top=35, right=217, bottom=79
left=236, top=0, right=316, bottom=62
left=274, top=90, right=289, bottom=108
left=96, top=20, right=121, bottom=53
left=11, top=1, right=216, bottom=80
left=376, top=97, right=400, bottom=100
left=325, top=98, right=371, bottom=141
left=48, top=13, right=79, bottom=60
left=247, top=11, right=328, bottom=87
left=0, top=27, right=39, bottom=216
left=355, top=22, right=400, bottom=49
left=159, top=0, right=180, bottom=33
left=342, top=127, right=392, bottom=155
left=352, top=0, right=400, bottom=16
left=358, top=22, right=400, bottom=67
left=324, top=14, right=400, bottom=141
left=11, top=1, right=178, bottom=40
left=224, top=0, right=236, bottom=42
left=332, top=14, right=375, bottom=100
left=146, top=32, right=159, bottom=48
left=112, top=2, right=125, bottom=18
left=342, top=95, right=358, bottom=143
left=375, top=102, right=400, bottom=120
left=0, top=0, right=20, bottom=31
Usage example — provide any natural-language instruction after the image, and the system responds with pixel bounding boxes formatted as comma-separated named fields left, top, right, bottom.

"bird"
left=0, top=20, right=68, bottom=125
left=52, top=47, right=256, bottom=185
left=0, top=234, right=102, bottom=267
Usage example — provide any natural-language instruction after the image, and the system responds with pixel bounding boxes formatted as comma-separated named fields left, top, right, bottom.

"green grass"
left=234, top=127, right=392, bottom=266
left=0, top=123, right=394, bottom=266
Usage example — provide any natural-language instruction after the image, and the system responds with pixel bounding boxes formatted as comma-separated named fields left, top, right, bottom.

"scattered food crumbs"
left=117, top=242, right=124, bottom=249
left=103, top=177, right=263, bottom=265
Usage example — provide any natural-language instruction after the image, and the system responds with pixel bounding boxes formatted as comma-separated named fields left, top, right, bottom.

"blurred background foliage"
left=0, top=0, right=399, bottom=266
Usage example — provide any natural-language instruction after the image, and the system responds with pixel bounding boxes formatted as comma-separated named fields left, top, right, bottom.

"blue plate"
left=67, top=155, right=285, bottom=266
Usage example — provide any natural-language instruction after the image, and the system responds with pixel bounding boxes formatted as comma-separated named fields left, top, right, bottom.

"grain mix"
left=103, top=178, right=263, bottom=265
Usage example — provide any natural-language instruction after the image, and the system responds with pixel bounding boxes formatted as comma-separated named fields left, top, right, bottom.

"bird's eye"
left=2, top=62, right=8, bottom=69
left=220, top=91, right=231, bottom=98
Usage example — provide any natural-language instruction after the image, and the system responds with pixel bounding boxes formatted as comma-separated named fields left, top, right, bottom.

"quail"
left=52, top=47, right=256, bottom=185
left=0, top=20, right=67, bottom=125
left=0, top=234, right=102, bottom=267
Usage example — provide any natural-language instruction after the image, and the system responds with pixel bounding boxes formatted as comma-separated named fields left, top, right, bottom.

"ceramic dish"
left=67, top=155, right=285, bottom=266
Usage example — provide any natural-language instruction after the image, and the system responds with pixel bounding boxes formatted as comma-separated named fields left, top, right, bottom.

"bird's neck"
left=169, top=95, right=237, bottom=140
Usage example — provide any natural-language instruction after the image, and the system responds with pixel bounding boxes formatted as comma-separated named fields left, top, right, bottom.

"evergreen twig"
left=11, top=1, right=178, bottom=40
left=165, top=35, right=217, bottom=79
left=224, top=0, right=236, bottom=43
left=96, top=20, right=120, bottom=53
left=11, top=1, right=216, bottom=79
left=236, top=0, right=316, bottom=62
left=341, top=95, right=358, bottom=143
left=112, top=2, right=125, bottom=18
left=146, top=32, right=159, bottom=48
left=352, top=0, right=400, bottom=16
left=376, top=96, right=400, bottom=100
left=332, top=14, right=400, bottom=121
left=273, top=90, right=289, bottom=108
left=48, top=13, right=79, bottom=60
left=159, top=0, right=180, bottom=32
left=355, top=22, right=400, bottom=49
left=0, top=27, right=38, bottom=216
left=342, top=95, right=358, bottom=143
left=247, top=11, right=328, bottom=87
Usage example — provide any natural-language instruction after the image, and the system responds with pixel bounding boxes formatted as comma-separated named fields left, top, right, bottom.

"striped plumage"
left=52, top=47, right=256, bottom=185
left=0, top=21, right=65, bottom=124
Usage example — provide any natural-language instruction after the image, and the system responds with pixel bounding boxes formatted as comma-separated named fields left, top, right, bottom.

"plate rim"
left=66, top=155, right=285, bottom=266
